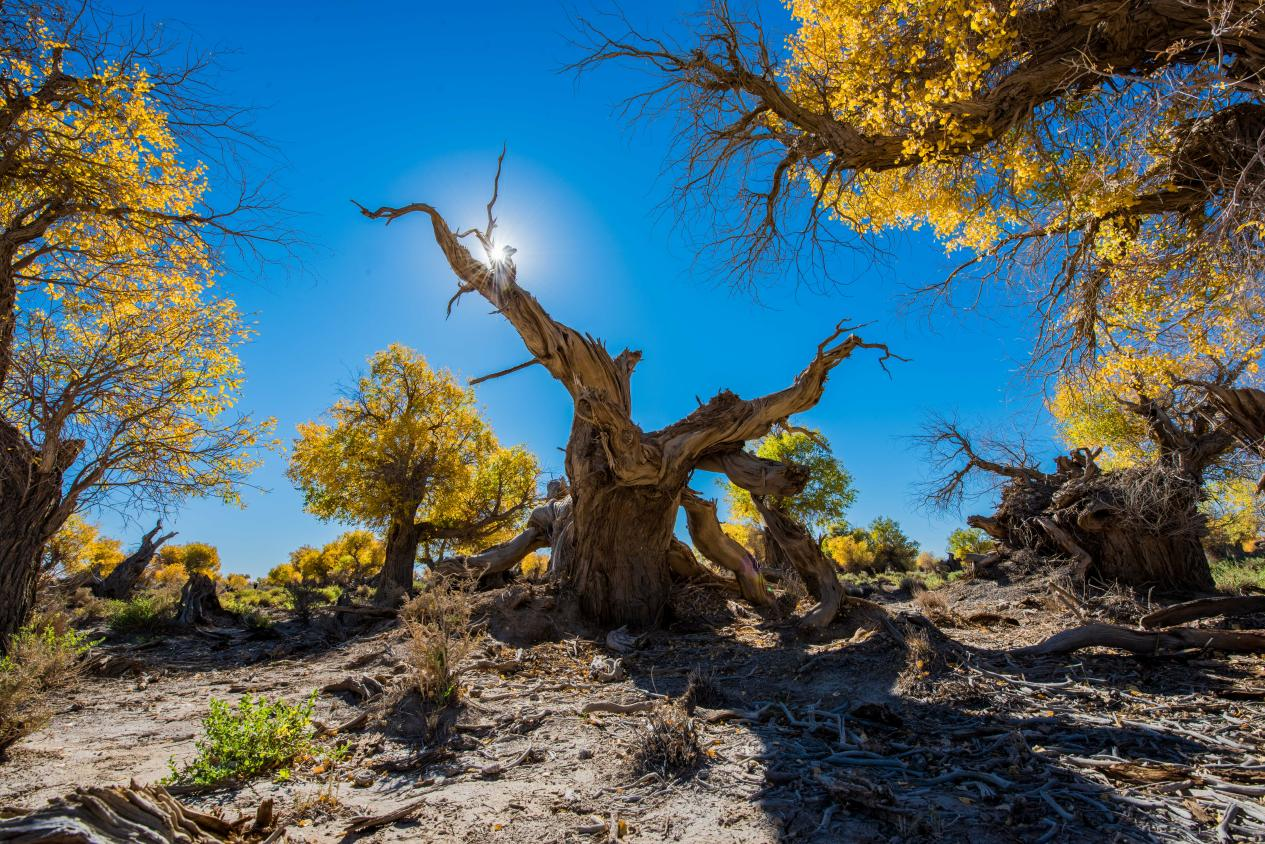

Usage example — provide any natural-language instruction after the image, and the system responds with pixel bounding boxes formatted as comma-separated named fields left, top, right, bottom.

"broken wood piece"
left=1141, top=595, right=1265, bottom=629
left=580, top=700, right=656, bottom=715
left=1013, top=623, right=1265, bottom=656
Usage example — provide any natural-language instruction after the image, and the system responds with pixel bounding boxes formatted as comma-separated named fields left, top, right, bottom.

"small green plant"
left=164, top=691, right=318, bottom=787
left=1211, top=555, right=1265, bottom=592
left=105, top=594, right=174, bottom=634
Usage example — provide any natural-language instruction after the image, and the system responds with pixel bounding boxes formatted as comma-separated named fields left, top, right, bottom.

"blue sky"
left=95, top=0, right=1054, bottom=576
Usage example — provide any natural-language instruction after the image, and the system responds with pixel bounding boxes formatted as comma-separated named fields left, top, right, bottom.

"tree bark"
left=567, top=481, right=680, bottom=626
left=174, top=572, right=224, bottom=627
left=682, top=490, right=771, bottom=607
left=753, top=496, right=845, bottom=628
left=92, top=521, right=176, bottom=600
left=375, top=515, right=424, bottom=606
left=0, top=419, right=71, bottom=649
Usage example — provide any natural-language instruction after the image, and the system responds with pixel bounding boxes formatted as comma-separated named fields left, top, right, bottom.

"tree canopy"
left=726, top=429, right=855, bottom=538
left=579, top=0, right=1265, bottom=366
left=287, top=344, right=538, bottom=599
left=0, top=1, right=277, bottom=640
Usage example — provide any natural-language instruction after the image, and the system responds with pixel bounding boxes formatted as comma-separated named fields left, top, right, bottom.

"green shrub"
left=1, top=622, right=98, bottom=755
left=105, top=594, right=174, bottom=634
left=164, top=692, right=318, bottom=787
left=220, top=586, right=292, bottom=611
left=1211, top=556, right=1265, bottom=592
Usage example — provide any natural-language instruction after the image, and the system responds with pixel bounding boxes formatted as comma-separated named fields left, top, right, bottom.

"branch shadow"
left=620, top=611, right=1250, bottom=843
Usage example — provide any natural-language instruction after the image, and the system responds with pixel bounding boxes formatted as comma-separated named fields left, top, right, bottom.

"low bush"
left=164, top=691, right=318, bottom=788
left=630, top=705, right=703, bottom=779
left=220, top=586, right=292, bottom=612
left=401, top=577, right=476, bottom=706
left=1211, top=556, right=1265, bottom=593
left=105, top=594, right=175, bottom=634
left=1, top=621, right=98, bottom=755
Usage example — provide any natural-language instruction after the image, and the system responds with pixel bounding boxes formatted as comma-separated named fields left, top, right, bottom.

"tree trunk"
left=566, top=481, right=679, bottom=627
left=93, top=521, right=176, bottom=600
left=375, top=515, right=423, bottom=605
left=174, top=572, right=224, bottom=626
left=754, top=496, right=845, bottom=628
left=0, top=420, right=68, bottom=649
left=1081, top=519, right=1213, bottom=592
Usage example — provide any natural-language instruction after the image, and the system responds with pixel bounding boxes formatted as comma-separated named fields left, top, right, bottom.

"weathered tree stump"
left=93, top=520, right=177, bottom=600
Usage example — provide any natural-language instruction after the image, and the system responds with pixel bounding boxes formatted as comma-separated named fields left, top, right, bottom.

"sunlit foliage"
left=40, top=515, right=122, bottom=576
left=287, top=345, right=538, bottom=574
left=726, top=430, right=855, bottom=539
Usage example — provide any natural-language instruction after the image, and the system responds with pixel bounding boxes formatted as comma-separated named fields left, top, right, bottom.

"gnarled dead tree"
left=358, top=158, right=894, bottom=627
left=920, top=396, right=1238, bottom=591
left=91, top=520, right=176, bottom=600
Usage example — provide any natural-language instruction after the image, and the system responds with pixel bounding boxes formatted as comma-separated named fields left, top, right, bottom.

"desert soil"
left=1, top=578, right=1263, bottom=843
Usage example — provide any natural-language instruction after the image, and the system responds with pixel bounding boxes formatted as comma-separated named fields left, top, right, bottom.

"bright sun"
left=486, top=242, right=510, bottom=265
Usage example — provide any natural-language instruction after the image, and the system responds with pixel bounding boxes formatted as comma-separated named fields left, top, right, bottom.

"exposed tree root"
left=1141, top=595, right=1265, bottom=629
left=1012, top=623, right=1265, bottom=657
left=0, top=781, right=268, bottom=842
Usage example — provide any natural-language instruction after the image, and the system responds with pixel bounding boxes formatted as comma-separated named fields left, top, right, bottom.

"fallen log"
left=1013, top=623, right=1265, bottom=656
left=1140, top=595, right=1265, bottom=629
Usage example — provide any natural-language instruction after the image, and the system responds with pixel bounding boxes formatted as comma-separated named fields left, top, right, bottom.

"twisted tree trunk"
left=174, top=572, right=226, bottom=626
left=93, top=520, right=176, bottom=600
left=359, top=164, right=892, bottom=626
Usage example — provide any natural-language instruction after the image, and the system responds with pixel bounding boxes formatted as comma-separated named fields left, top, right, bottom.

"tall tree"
left=287, top=345, right=539, bottom=604
left=358, top=158, right=895, bottom=626
left=0, top=2, right=274, bottom=645
left=576, top=1, right=1265, bottom=367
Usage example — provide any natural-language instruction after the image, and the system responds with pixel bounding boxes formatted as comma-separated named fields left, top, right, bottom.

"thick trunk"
left=93, top=522, right=175, bottom=600
left=375, top=515, right=424, bottom=605
left=0, top=420, right=66, bottom=649
left=565, top=481, right=679, bottom=627
left=174, top=572, right=225, bottom=627
left=1083, top=524, right=1213, bottom=592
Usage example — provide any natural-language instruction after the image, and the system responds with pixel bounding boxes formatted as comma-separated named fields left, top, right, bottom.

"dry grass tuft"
left=630, top=704, right=704, bottom=780
left=681, top=665, right=725, bottom=711
left=400, top=576, right=477, bottom=706
left=1, top=617, right=97, bottom=756
left=913, top=589, right=952, bottom=624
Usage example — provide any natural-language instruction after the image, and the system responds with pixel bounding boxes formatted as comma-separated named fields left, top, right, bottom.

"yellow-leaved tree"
left=579, top=0, right=1265, bottom=365
left=40, top=514, right=123, bottom=577
left=287, top=345, right=539, bottom=604
left=0, top=2, right=277, bottom=645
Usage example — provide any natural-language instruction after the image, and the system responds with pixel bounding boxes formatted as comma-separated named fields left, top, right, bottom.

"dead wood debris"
left=0, top=781, right=278, bottom=842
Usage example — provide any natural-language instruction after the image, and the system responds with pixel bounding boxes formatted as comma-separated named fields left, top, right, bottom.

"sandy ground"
left=1, top=578, right=1263, bottom=843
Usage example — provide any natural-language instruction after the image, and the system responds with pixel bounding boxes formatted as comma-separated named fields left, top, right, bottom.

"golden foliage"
left=0, top=8, right=275, bottom=515
left=287, top=345, right=538, bottom=556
